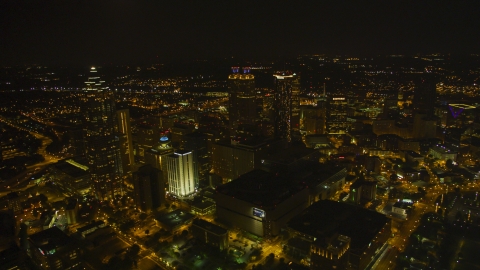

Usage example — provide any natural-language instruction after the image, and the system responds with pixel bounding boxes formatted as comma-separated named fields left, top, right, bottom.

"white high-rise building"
left=165, top=150, right=196, bottom=198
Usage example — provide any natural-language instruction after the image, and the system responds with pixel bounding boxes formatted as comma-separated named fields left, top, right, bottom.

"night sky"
left=1, top=0, right=479, bottom=66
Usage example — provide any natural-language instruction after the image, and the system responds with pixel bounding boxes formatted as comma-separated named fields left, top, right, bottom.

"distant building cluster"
left=3, top=54, right=480, bottom=270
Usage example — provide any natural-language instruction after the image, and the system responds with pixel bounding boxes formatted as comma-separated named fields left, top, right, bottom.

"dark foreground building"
left=28, top=227, right=82, bottom=270
left=287, top=200, right=391, bottom=270
left=191, top=219, right=229, bottom=251
left=215, top=169, right=310, bottom=238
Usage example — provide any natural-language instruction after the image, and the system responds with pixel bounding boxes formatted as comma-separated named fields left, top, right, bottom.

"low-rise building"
left=6, top=192, right=22, bottom=214
left=429, top=145, right=457, bottom=161
left=76, top=220, right=106, bottom=238
left=397, top=167, right=421, bottom=182
left=349, top=180, right=377, bottom=205
left=49, top=159, right=90, bottom=195
left=215, top=169, right=310, bottom=238
left=405, top=150, right=424, bottom=164
left=155, top=209, right=195, bottom=231
left=28, top=227, right=82, bottom=270
left=392, top=200, right=414, bottom=216
left=190, top=200, right=215, bottom=216
left=191, top=219, right=228, bottom=250
left=288, top=200, right=391, bottom=270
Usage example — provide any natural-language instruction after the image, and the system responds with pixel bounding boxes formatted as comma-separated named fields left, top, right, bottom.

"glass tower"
left=83, top=67, right=123, bottom=200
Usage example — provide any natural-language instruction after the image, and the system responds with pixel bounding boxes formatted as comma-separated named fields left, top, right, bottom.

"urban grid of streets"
left=2, top=98, right=480, bottom=270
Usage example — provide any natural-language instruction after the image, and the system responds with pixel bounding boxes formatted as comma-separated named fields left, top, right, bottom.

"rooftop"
left=430, top=145, right=457, bottom=154
left=29, top=227, right=72, bottom=254
left=77, top=220, right=105, bottom=234
left=156, top=209, right=195, bottom=229
left=350, top=180, right=377, bottom=189
left=216, top=169, right=306, bottom=208
left=288, top=200, right=389, bottom=250
left=192, top=219, right=228, bottom=235
left=262, top=142, right=318, bottom=166
left=191, top=200, right=215, bottom=210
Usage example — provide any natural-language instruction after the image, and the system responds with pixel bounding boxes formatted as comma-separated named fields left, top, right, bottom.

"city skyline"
left=2, top=1, right=480, bottom=268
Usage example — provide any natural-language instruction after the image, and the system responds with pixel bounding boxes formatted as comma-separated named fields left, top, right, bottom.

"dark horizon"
left=1, top=1, right=479, bottom=66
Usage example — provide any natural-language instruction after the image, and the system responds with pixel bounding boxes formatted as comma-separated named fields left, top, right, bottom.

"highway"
left=0, top=116, right=60, bottom=196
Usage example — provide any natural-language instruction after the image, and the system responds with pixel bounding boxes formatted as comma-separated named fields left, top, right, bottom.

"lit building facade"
left=273, top=72, right=300, bottom=141
left=82, top=67, right=123, bottom=200
left=326, top=95, right=348, bottom=134
left=165, top=150, right=196, bottom=198
left=300, top=104, right=326, bottom=135
left=228, top=67, right=256, bottom=136
left=116, top=109, right=134, bottom=175
left=136, top=124, right=160, bottom=163
left=145, top=132, right=174, bottom=171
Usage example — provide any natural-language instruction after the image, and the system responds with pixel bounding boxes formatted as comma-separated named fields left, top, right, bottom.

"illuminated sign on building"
left=332, top=97, right=345, bottom=101
left=160, top=136, right=169, bottom=142
left=253, top=208, right=265, bottom=218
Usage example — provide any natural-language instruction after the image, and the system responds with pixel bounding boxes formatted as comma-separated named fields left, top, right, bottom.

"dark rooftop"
left=215, top=169, right=306, bottom=208
left=288, top=200, right=389, bottom=251
left=406, top=151, right=423, bottom=158
left=262, top=142, right=318, bottom=165
left=65, top=198, right=78, bottom=211
left=192, top=219, right=227, bottom=235
left=77, top=220, right=104, bottom=234
left=191, top=200, right=214, bottom=210
left=29, top=227, right=72, bottom=253
left=155, top=209, right=195, bottom=229
left=350, top=180, right=377, bottom=189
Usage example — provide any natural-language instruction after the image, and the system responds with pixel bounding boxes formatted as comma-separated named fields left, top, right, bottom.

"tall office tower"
left=182, top=131, right=208, bottom=184
left=412, top=77, right=437, bottom=117
left=300, top=104, right=326, bottom=135
left=228, top=67, right=257, bottom=136
left=116, top=109, right=134, bottom=175
left=136, top=123, right=160, bottom=163
left=291, top=77, right=301, bottom=131
left=145, top=131, right=174, bottom=170
left=164, top=150, right=196, bottom=198
left=133, top=164, right=164, bottom=213
left=326, top=95, right=348, bottom=134
left=66, top=126, right=85, bottom=156
left=273, top=72, right=300, bottom=141
left=83, top=67, right=123, bottom=200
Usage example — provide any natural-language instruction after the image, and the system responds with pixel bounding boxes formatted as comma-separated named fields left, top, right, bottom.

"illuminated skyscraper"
left=164, top=150, right=196, bottom=198
left=117, top=109, right=134, bottom=175
left=83, top=67, right=123, bottom=200
left=326, top=95, right=348, bottom=134
left=273, top=72, right=300, bottom=141
left=136, top=123, right=160, bottom=162
left=228, top=67, right=256, bottom=136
